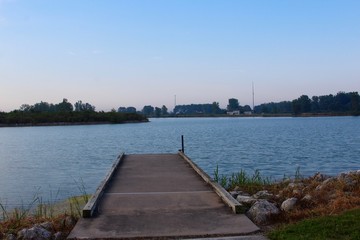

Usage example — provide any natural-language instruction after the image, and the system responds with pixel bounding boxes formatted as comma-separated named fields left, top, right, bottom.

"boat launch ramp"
left=68, top=152, right=261, bottom=239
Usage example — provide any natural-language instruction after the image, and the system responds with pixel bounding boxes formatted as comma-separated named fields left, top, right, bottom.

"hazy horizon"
left=1, top=0, right=359, bottom=112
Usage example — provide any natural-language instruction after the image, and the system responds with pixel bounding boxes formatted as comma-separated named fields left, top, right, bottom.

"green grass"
left=268, top=208, right=360, bottom=240
left=213, top=166, right=272, bottom=193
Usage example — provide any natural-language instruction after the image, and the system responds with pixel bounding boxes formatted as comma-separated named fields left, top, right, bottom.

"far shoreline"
left=0, top=120, right=149, bottom=128
left=150, top=112, right=359, bottom=118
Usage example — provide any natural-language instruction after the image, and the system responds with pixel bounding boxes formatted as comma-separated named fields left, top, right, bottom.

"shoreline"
left=152, top=112, right=359, bottom=118
left=0, top=119, right=149, bottom=128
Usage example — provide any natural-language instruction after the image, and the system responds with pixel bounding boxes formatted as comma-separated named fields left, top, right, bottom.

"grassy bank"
left=268, top=208, right=360, bottom=240
left=0, top=194, right=89, bottom=238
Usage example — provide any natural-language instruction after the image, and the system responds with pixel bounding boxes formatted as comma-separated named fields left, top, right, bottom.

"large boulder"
left=281, top=198, right=298, bottom=212
left=253, top=190, right=273, bottom=199
left=236, top=195, right=257, bottom=207
left=17, top=225, right=52, bottom=240
left=246, top=200, right=280, bottom=225
left=5, top=234, right=17, bottom=240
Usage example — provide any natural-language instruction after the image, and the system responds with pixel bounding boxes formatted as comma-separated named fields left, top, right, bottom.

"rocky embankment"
left=231, top=170, right=360, bottom=225
left=1, top=216, right=76, bottom=240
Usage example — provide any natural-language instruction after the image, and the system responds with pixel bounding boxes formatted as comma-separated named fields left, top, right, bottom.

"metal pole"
left=181, top=135, right=184, bottom=153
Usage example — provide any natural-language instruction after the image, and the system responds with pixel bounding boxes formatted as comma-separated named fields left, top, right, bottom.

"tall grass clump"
left=213, top=165, right=272, bottom=193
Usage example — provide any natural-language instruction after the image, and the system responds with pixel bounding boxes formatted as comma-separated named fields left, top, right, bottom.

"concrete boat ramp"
left=68, top=152, right=262, bottom=239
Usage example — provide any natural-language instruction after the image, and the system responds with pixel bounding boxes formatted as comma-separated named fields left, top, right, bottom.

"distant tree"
left=117, top=107, right=127, bottom=113
left=142, top=105, right=154, bottom=116
left=334, top=92, right=351, bottom=111
left=19, top=104, right=31, bottom=112
left=155, top=107, right=161, bottom=117
left=74, top=100, right=95, bottom=112
left=161, top=105, right=168, bottom=116
left=350, top=92, right=360, bottom=115
left=174, top=104, right=216, bottom=115
left=56, top=98, right=73, bottom=112
left=292, top=95, right=311, bottom=114
left=211, top=102, right=222, bottom=114
left=311, top=96, right=320, bottom=112
left=318, top=95, right=331, bottom=111
left=32, top=101, right=53, bottom=112
left=254, top=101, right=292, bottom=114
left=227, top=98, right=240, bottom=112
left=118, top=107, right=137, bottom=113
left=241, top=105, right=252, bottom=113
left=126, top=107, right=137, bottom=113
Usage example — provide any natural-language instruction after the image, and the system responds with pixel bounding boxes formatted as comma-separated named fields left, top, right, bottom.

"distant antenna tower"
left=252, top=82, right=255, bottom=113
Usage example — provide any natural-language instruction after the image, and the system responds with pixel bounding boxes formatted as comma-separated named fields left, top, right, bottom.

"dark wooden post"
left=181, top=135, right=184, bottom=153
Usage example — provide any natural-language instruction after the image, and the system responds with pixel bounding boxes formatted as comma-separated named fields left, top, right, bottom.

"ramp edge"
left=178, top=151, right=246, bottom=214
left=82, top=153, right=125, bottom=218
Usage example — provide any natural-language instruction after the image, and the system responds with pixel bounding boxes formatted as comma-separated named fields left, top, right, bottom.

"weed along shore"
left=1, top=168, right=359, bottom=239
left=0, top=195, right=89, bottom=240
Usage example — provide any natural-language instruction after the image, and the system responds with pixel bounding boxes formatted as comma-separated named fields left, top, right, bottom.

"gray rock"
left=253, top=190, right=274, bottom=199
left=246, top=200, right=280, bottom=224
left=229, top=191, right=239, bottom=199
left=253, top=190, right=273, bottom=199
left=281, top=198, right=298, bottom=212
left=54, top=232, right=64, bottom=240
left=301, top=194, right=312, bottom=202
left=40, top=222, right=53, bottom=231
left=236, top=195, right=257, bottom=206
left=288, top=182, right=304, bottom=189
left=292, top=188, right=302, bottom=196
left=18, top=225, right=52, bottom=240
left=343, top=175, right=357, bottom=188
left=18, top=228, right=36, bottom=240
left=315, top=177, right=336, bottom=191
left=6, top=234, right=17, bottom=240
left=313, top=172, right=325, bottom=181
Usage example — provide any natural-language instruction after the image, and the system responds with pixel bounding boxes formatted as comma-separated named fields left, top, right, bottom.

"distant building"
left=227, top=110, right=240, bottom=115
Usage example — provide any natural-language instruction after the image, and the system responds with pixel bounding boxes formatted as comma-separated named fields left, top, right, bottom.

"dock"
left=68, top=152, right=261, bottom=239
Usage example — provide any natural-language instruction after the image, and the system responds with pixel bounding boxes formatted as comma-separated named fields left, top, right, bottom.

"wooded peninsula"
left=0, top=99, right=148, bottom=127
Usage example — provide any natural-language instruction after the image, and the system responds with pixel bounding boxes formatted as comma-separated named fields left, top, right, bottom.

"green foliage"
left=174, top=103, right=224, bottom=115
left=142, top=105, right=155, bottom=116
left=0, top=109, right=147, bottom=125
left=161, top=105, right=168, bottom=115
left=255, top=91, right=360, bottom=115
left=74, top=100, right=95, bottom=112
left=268, top=208, right=360, bottom=240
left=213, top=166, right=272, bottom=192
left=0, top=99, right=147, bottom=126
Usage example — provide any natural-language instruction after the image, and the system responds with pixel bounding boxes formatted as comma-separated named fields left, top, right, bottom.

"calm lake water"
left=0, top=117, right=359, bottom=209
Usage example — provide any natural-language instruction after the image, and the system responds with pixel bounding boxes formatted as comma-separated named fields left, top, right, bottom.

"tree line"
left=127, top=91, right=359, bottom=117
left=0, top=99, right=147, bottom=125
left=254, top=92, right=360, bottom=115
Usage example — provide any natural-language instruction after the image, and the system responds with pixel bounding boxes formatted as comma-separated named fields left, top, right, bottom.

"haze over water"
left=0, top=117, right=359, bottom=208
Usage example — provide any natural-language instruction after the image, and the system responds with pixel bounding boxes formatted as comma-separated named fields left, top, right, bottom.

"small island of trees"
left=0, top=99, right=148, bottom=126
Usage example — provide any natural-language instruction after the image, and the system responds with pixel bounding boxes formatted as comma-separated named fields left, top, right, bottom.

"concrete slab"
left=68, top=154, right=260, bottom=239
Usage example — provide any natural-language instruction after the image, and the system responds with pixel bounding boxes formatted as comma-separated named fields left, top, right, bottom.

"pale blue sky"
left=1, top=0, right=359, bottom=112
